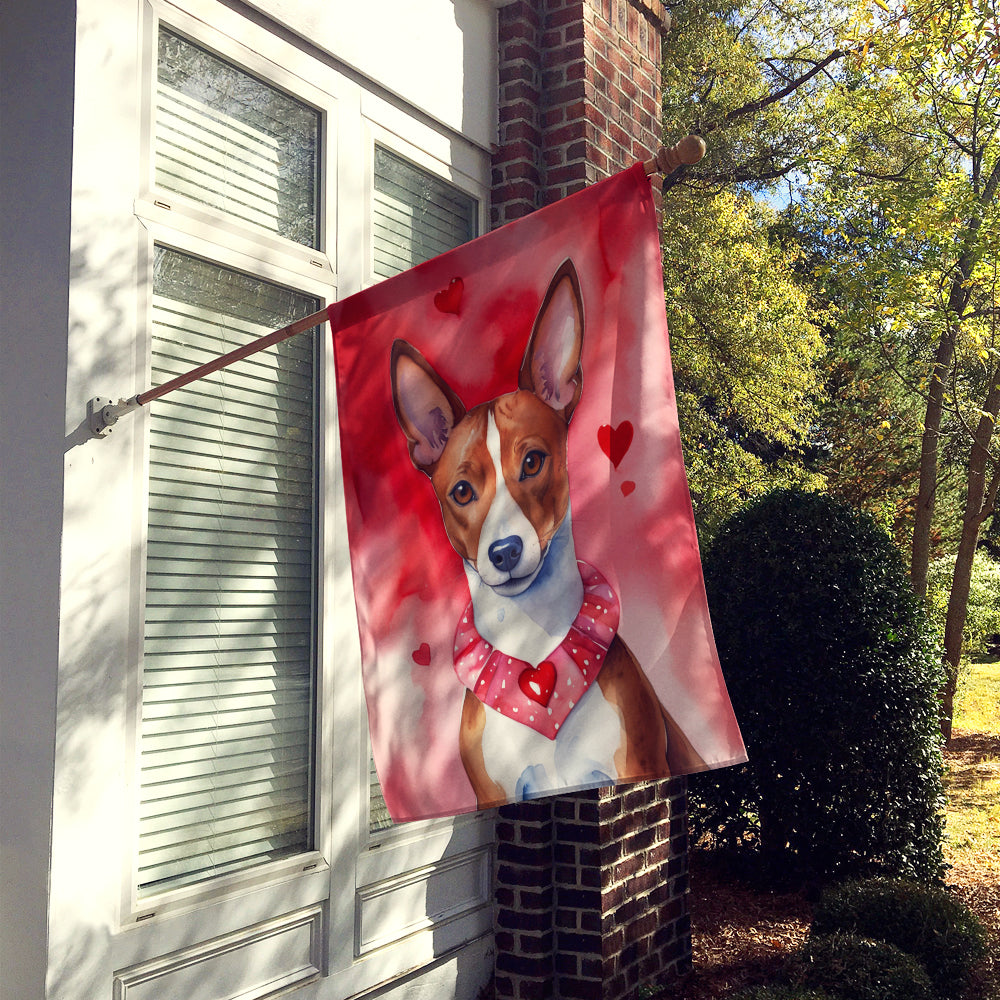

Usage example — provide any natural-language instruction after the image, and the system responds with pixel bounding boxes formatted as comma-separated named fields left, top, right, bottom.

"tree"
left=661, top=188, right=825, bottom=537
left=662, top=0, right=854, bottom=195
left=659, top=0, right=848, bottom=537
left=799, top=0, right=1000, bottom=736
left=660, top=1, right=998, bottom=737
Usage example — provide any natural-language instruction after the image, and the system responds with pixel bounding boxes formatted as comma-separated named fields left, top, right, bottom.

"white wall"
left=0, top=0, right=76, bottom=994
left=244, top=0, right=498, bottom=151
left=1, top=1, right=499, bottom=998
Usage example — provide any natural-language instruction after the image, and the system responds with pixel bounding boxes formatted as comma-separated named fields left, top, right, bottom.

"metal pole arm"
left=86, top=306, right=329, bottom=437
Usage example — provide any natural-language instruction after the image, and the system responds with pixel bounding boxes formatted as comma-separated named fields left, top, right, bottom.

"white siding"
left=0, top=0, right=499, bottom=997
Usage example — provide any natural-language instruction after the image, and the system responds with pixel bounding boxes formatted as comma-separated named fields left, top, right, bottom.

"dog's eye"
left=520, top=450, right=547, bottom=480
left=450, top=480, right=476, bottom=506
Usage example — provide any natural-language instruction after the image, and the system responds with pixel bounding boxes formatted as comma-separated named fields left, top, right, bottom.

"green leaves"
left=693, top=490, right=947, bottom=882
left=664, top=188, right=826, bottom=536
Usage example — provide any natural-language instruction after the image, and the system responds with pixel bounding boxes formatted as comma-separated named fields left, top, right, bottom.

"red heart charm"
left=433, top=277, right=464, bottom=314
left=412, top=642, right=431, bottom=666
left=621, top=480, right=636, bottom=497
left=598, top=421, right=633, bottom=469
left=518, top=660, right=556, bottom=707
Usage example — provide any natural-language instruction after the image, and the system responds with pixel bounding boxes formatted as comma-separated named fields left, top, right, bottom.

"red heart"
left=598, top=421, right=633, bottom=469
left=412, top=642, right=431, bottom=666
left=518, top=660, right=556, bottom=707
left=621, top=480, right=636, bottom=497
left=433, top=277, right=464, bottom=314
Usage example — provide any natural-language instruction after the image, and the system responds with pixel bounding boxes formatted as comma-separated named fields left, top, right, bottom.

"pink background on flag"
left=330, top=164, right=745, bottom=822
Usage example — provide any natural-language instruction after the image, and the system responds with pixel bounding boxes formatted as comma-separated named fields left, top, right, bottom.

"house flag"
left=330, top=163, right=746, bottom=822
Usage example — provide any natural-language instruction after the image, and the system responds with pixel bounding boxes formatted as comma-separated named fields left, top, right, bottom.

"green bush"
left=927, top=550, right=1000, bottom=659
left=793, top=933, right=934, bottom=1000
left=692, top=489, right=946, bottom=882
left=812, top=878, right=988, bottom=998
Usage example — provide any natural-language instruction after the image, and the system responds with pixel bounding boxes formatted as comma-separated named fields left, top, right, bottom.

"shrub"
left=811, top=878, right=988, bottom=998
left=692, top=489, right=946, bottom=882
left=927, top=550, right=1000, bottom=659
left=793, top=933, right=934, bottom=1000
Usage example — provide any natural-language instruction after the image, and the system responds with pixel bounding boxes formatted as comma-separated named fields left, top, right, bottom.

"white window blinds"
left=156, top=28, right=320, bottom=248
left=368, top=147, right=477, bottom=833
left=139, top=248, right=319, bottom=895
left=139, top=26, right=322, bottom=897
left=372, top=146, right=477, bottom=280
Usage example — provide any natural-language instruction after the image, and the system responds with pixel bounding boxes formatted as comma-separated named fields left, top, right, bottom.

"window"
left=119, top=9, right=493, bottom=991
left=372, top=145, right=477, bottom=279
left=367, top=146, right=478, bottom=833
left=139, top=248, right=319, bottom=895
left=155, top=28, right=320, bottom=247
left=136, top=26, right=323, bottom=897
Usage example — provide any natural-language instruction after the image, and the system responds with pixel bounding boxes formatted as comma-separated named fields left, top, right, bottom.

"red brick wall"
left=490, top=9, right=690, bottom=998
left=492, top=0, right=667, bottom=227
left=494, top=781, right=691, bottom=1000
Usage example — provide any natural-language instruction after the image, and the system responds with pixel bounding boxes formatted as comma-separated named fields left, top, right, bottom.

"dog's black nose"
left=488, top=536, right=523, bottom=573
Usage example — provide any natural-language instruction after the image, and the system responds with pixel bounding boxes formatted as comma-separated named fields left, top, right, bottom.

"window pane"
left=368, top=150, right=478, bottom=832
left=372, top=146, right=477, bottom=279
left=156, top=28, right=320, bottom=248
left=139, top=247, right=318, bottom=895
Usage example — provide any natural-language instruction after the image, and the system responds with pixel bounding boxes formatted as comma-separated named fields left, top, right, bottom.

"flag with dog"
left=330, top=163, right=746, bottom=821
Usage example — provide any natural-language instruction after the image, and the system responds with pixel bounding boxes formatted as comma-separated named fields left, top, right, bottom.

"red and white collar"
left=453, top=562, right=619, bottom=740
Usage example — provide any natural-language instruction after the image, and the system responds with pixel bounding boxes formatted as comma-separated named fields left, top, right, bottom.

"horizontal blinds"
left=139, top=247, right=318, bottom=895
left=372, top=145, right=477, bottom=280
left=156, top=27, right=319, bottom=248
left=368, top=148, right=478, bottom=832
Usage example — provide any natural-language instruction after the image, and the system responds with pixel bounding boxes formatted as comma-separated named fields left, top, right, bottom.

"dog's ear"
left=519, top=258, right=584, bottom=422
left=391, top=340, right=467, bottom=473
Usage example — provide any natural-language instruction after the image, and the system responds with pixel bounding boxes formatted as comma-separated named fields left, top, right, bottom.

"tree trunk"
left=940, top=374, right=1000, bottom=741
left=910, top=328, right=956, bottom=598
left=911, top=160, right=1000, bottom=596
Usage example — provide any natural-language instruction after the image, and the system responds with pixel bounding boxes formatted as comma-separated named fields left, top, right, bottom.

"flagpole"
left=87, top=136, right=705, bottom=438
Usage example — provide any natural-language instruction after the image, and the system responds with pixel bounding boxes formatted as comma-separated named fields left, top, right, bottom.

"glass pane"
left=372, top=146, right=477, bottom=279
left=139, top=246, right=318, bottom=895
left=156, top=28, right=320, bottom=248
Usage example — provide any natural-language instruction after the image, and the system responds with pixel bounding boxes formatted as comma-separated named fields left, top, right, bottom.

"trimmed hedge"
left=793, top=933, right=934, bottom=1000
left=812, top=878, right=987, bottom=998
left=693, top=489, right=946, bottom=881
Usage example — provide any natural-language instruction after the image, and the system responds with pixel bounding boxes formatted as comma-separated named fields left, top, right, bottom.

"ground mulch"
left=655, top=849, right=814, bottom=999
left=656, top=734, right=1000, bottom=999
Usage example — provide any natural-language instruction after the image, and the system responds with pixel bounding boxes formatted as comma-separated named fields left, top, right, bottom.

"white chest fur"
left=462, top=418, right=618, bottom=798
left=480, top=681, right=623, bottom=799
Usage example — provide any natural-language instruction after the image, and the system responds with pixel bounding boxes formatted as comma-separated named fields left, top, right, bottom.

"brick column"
left=493, top=0, right=667, bottom=226
left=491, top=3, right=692, bottom=998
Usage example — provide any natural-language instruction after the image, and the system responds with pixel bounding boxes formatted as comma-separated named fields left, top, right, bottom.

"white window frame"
left=111, top=0, right=495, bottom=992
left=124, top=0, right=339, bottom=929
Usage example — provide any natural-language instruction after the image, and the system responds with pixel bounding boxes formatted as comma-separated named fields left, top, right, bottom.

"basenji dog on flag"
left=391, top=259, right=701, bottom=807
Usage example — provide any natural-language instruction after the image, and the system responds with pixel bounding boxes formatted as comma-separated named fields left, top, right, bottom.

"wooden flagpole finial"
left=643, top=135, right=707, bottom=176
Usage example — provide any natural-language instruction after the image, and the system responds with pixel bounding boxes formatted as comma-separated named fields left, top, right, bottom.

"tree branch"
left=702, top=49, right=847, bottom=134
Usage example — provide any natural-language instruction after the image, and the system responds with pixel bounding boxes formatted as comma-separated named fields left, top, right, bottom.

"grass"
left=955, top=658, right=1000, bottom=734
left=942, top=658, right=1000, bottom=1000
left=945, top=659, right=1000, bottom=868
